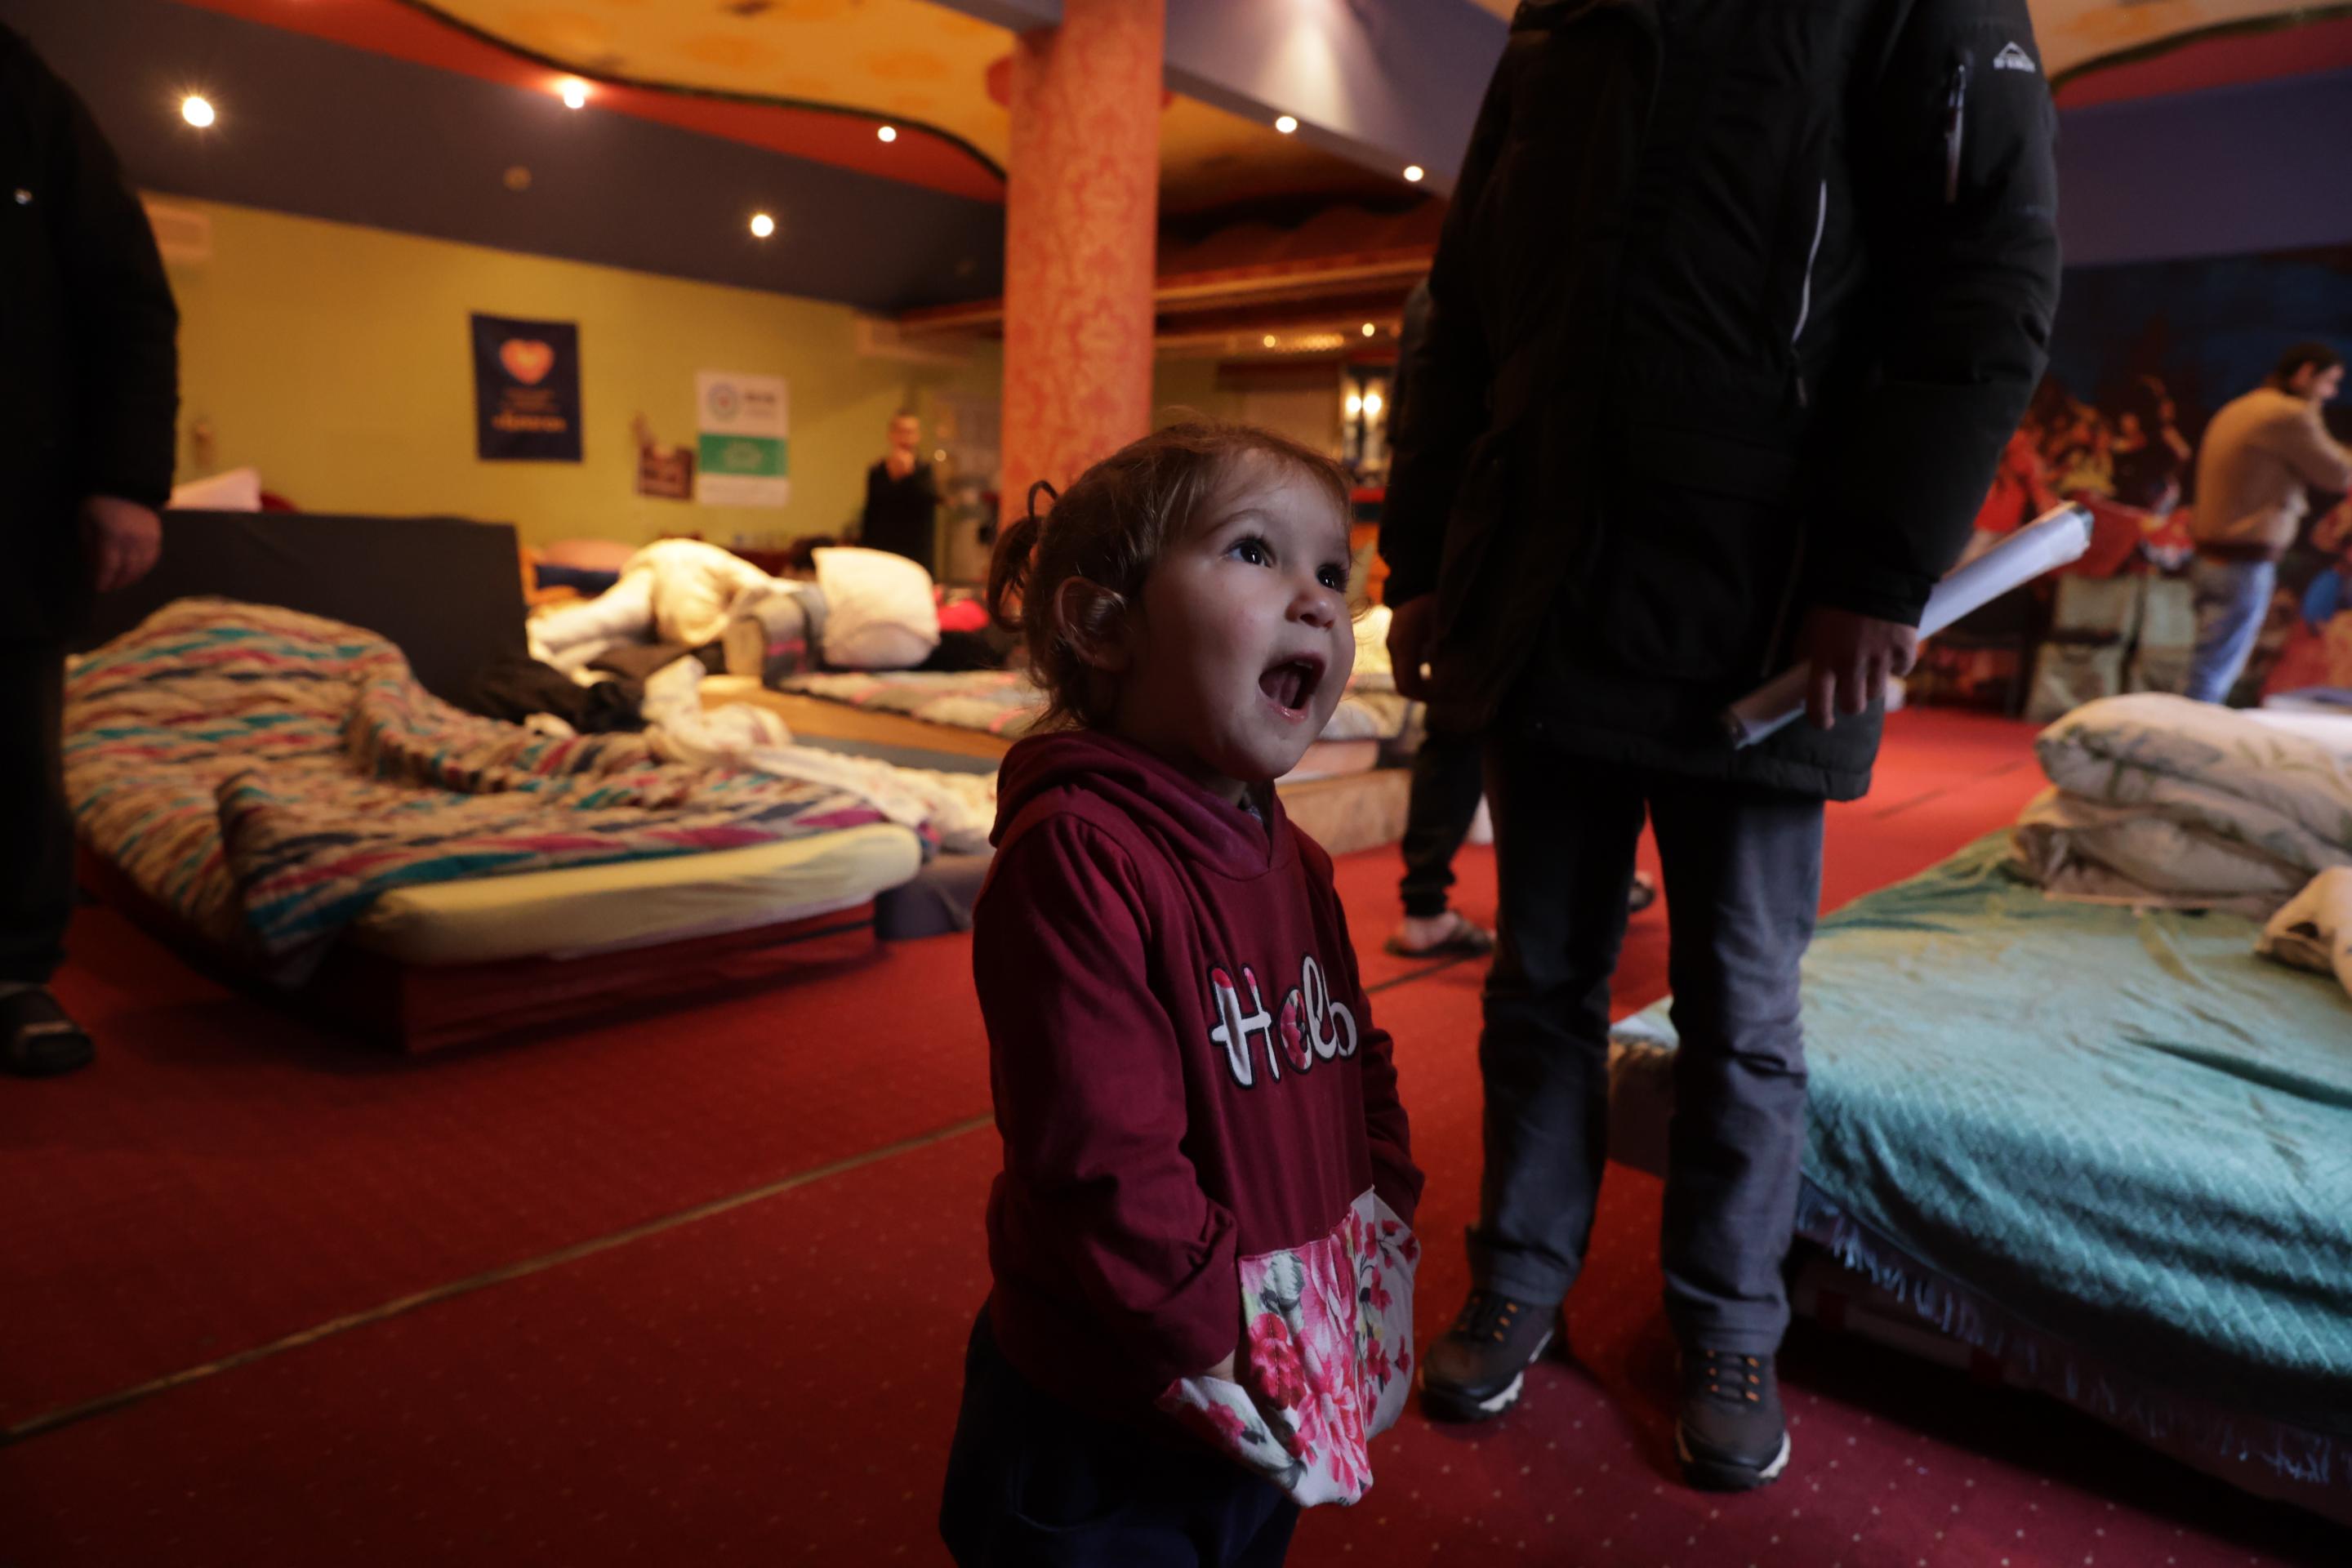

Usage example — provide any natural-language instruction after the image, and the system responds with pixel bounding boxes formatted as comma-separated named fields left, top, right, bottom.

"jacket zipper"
left=1790, top=178, right=1827, bottom=408
left=1942, top=59, right=1970, bottom=204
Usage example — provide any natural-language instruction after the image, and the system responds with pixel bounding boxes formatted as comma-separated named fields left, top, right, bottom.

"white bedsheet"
left=639, top=658, right=995, bottom=853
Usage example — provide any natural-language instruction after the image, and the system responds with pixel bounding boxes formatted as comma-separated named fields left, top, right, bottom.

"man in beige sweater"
left=2186, top=343, right=2352, bottom=702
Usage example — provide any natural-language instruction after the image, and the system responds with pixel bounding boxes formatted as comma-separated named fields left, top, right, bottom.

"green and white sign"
left=694, top=371, right=789, bottom=507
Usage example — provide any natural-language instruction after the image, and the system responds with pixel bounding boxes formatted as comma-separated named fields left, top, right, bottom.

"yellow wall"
left=158, top=198, right=1000, bottom=547
left=1150, top=359, right=1343, bottom=457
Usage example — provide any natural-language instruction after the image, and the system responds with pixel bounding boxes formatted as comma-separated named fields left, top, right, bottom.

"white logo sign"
left=1992, top=42, right=2037, bottom=74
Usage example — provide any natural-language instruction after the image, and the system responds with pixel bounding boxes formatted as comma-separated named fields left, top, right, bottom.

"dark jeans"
left=941, top=1309, right=1297, bottom=1568
left=1399, top=725, right=1487, bottom=918
left=1, top=640, right=72, bottom=986
left=1472, top=744, right=1823, bottom=1353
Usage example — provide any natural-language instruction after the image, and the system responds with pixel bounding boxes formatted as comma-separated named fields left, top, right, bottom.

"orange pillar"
left=1000, top=0, right=1164, bottom=520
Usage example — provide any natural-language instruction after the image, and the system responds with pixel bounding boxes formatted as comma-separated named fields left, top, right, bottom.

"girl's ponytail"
left=985, top=479, right=1058, bottom=635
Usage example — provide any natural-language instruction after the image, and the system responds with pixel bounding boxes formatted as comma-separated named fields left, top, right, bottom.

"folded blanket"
left=2259, top=868, right=2352, bottom=1001
left=2017, top=695, right=2352, bottom=912
left=2011, top=788, right=2307, bottom=916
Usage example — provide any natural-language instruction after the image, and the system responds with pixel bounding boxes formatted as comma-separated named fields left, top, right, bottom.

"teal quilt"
left=1616, top=835, right=2352, bottom=1439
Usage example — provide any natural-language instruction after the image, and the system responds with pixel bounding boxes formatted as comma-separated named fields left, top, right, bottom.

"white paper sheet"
left=1722, top=502, right=2093, bottom=748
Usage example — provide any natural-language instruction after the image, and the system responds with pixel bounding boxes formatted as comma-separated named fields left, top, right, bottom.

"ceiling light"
left=1274, top=114, right=1298, bottom=135
left=1361, top=322, right=1375, bottom=337
left=933, top=449, right=947, bottom=461
left=1364, top=391, right=1384, bottom=416
left=877, top=125, right=898, bottom=143
left=559, top=78, right=589, bottom=110
left=750, top=212, right=776, bottom=238
left=180, top=95, right=215, bottom=129
left=1402, top=164, right=1424, bottom=183
left=1262, top=334, right=1277, bottom=349
left=1346, top=393, right=1363, bottom=416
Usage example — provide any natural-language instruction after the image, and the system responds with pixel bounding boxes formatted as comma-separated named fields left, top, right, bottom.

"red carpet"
left=2, top=909, right=994, bottom=1426
left=6, top=708, right=2341, bottom=1563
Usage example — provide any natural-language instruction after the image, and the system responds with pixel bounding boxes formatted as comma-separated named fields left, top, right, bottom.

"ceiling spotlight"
left=1402, top=164, right=1424, bottom=183
left=180, top=95, right=216, bottom=129
left=559, top=78, right=590, bottom=110
left=1364, top=391, right=1385, bottom=416
left=877, top=125, right=898, bottom=143
left=1262, top=334, right=1277, bottom=349
left=750, top=212, right=776, bottom=238
left=1361, top=322, right=1376, bottom=337
left=1274, top=114, right=1298, bottom=135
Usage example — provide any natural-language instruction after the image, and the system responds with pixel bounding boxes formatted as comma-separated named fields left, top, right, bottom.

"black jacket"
left=1, top=25, right=179, bottom=642
left=1380, top=0, right=2060, bottom=799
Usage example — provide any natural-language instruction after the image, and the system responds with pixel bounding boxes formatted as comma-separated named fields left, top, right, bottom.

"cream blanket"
left=2013, top=695, right=2352, bottom=915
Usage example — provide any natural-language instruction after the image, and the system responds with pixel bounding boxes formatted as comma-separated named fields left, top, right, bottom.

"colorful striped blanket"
left=67, top=600, right=887, bottom=971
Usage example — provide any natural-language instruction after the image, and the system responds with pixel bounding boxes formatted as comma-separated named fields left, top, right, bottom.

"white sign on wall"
left=694, top=372, right=789, bottom=508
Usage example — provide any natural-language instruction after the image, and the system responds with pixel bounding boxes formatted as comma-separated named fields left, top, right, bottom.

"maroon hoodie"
left=974, top=730, right=1422, bottom=1500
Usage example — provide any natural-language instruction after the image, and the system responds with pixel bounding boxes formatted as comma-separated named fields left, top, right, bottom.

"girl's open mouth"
left=1258, top=655, right=1325, bottom=719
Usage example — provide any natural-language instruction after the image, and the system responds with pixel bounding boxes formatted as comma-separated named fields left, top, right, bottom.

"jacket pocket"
left=1156, top=1189, right=1419, bottom=1508
left=1584, top=426, right=1802, bottom=684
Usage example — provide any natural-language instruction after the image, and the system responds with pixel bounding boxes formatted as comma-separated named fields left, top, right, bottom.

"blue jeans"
left=2185, top=556, right=2277, bottom=704
left=1472, top=748, right=1823, bottom=1353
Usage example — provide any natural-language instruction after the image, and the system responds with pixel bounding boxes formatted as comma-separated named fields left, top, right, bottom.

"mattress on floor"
left=1281, top=738, right=1379, bottom=782
left=348, top=822, right=923, bottom=964
left=1607, top=834, right=2352, bottom=1486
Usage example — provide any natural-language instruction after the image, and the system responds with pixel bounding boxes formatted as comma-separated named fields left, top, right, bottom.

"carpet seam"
left=0, top=1108, right=994, bottom=1448
left=2, top=947, right=1481, bottom=1448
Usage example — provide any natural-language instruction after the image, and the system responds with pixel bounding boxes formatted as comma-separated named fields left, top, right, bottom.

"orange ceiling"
left=419, top=0, right=1399, bottom=213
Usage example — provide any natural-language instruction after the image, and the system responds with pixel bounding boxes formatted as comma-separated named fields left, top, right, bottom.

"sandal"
left=2, top=987, right=95, bottom=1078
left=1384, top=912, right=1498, bottom=959
left=1628, top=871, right=1659, bottom=915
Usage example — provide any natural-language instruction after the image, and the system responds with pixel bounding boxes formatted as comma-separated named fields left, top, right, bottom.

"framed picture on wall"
left=472, top=314, right=583, bottom=462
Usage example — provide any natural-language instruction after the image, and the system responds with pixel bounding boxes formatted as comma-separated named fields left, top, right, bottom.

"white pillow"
left=813, top=546, right=941, bottom=670
left=621, top=538, right=779, bottom=647
left=167, top=466, right=263, bottom=511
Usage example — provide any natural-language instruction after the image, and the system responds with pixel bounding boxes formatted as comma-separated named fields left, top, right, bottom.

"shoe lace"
left=1694, top=1348, right=1768, bottom=1409
left=1451, top=1289, right=1530, bottom=1345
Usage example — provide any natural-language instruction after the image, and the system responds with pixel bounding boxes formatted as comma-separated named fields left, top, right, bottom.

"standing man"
left=2185, top=343, right=2350, bottom=704
left=2, top=25, right=179, bottom=1076
left=1381, top=0, right=2060, bottom=1492
left=1383, top=277, right=1654, bottom=960
left=861, top=408, right=942, bottom=572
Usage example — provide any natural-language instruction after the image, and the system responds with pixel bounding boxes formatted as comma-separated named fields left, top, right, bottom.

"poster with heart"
left=694, top=371, right=789, bottom=507
left=471, top=314, right=582, bottom=461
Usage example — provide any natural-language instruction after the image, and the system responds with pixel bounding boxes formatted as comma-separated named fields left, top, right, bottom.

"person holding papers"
left=1378, top=0, right=2063, bottom=1492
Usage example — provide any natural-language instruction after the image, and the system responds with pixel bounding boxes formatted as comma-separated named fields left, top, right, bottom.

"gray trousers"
left=1472, top=743, right=1823, bottom=1354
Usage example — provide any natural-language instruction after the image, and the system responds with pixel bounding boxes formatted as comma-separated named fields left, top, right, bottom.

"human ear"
left=1054, top=576, right=1132, bottom=674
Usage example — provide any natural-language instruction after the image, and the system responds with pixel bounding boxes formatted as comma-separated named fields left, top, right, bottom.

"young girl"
left=939, top=421, right=1423, bottom=1566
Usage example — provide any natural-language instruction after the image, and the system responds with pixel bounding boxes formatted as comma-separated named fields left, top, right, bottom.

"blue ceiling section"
left=8, top=0, right=1006, bottom=311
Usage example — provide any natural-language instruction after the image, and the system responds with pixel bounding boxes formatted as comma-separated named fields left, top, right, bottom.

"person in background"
left=2185, top=342, right=2352, bottom=704
left=1382, top=279, right=1651, bottom=960
left=1380, top=0, right=2060, bottom=1493
left=861, top=409, right=942, bottom=572
left=942, top=422, right=1421, bottom=1566
left=1, top=26, right=179, bottom=1077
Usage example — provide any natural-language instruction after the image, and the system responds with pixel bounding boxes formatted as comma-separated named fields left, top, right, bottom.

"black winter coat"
left=0, top=25, right=179, bottom=643
left=1379, top=0, right=2060, bottom=799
